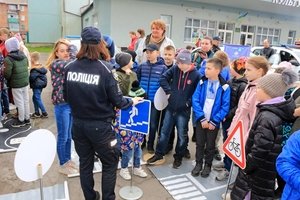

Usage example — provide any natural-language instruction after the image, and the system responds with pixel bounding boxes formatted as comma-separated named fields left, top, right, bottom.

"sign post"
left=119, top=100, right=151, bottom=200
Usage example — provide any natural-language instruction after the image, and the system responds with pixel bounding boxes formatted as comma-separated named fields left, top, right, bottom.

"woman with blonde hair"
left=46, top=38, right=78, bottom=175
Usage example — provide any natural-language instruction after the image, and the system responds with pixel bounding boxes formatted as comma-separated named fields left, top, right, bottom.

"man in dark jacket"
left=147, top=50, right=201, bottom=168
left=262, top=39, right=275, bottom=59
left=4, top=37, right=30, bottom=127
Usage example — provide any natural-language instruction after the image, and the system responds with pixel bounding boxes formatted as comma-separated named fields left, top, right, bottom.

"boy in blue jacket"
left=136, top=44, right=167, bottom=153
left=191, top=58, right=230, bottom=178
left=147, top=50, right=200, bottom=168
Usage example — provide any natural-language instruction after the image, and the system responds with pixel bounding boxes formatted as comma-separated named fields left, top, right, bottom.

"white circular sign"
left=154, top=87, right=169, bottom=111
left=14, top=129, right=56, bottom=182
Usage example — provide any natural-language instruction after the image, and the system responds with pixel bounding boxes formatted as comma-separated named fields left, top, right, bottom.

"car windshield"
left=293, top=50, right=300, bottom=58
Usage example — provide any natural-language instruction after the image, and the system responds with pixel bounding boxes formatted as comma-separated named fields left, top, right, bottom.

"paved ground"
left=0, top=53, right=204, bottom=200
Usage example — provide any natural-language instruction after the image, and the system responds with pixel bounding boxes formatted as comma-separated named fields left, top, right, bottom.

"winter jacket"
left=192, top=75, right=230, bottom=128
left=115, top=69, right=137, bottom=96
left=29, top=66, right=47, bottom=89
left=64, top=58, right=133, bottom=121
left=191, top=49, right=214, bottom=70
left=276, top=130, right=300, bottom=200
left=0, top=41, right=8, bottom=58
left=228, top=80, right=259, bottom=143
left=225, top=76, right=248, bottom=121
left=136, top=35, right=175, bottom=64
left=136, top=57, right=167, bottom=102
left=231, top=98, right=295, bottom=200
left=160, top=64, right=200, bottom=112
left=4, top=51, right=29, bottom=88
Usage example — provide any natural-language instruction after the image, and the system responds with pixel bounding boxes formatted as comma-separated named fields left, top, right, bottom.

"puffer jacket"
left=4, top=50, right=29, bottom=88
left=231, top=97, right=295, bottom=200
left=29, top=66, right=47, bottom=89
left=136, top=57, right=167, bottom=102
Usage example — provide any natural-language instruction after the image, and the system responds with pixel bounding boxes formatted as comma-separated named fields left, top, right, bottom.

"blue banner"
left=224, top=44, right=251, bottom=61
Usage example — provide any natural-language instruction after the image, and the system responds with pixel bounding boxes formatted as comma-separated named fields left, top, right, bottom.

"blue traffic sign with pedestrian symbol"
left=119, top=99, right=151, bottom=135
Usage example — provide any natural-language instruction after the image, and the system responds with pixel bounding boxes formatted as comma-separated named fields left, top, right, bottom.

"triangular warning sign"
left=222, top=120, right=246, bottom=169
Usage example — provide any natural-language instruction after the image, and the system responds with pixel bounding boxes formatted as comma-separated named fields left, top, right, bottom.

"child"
left=191, top=58, right=230, bottom=177
left=29, top=51, right=48, bottom=118
left=0, top=28, right=9, bottom=57
left=4, top=37, right=30, bottom=127
left=147, top=50, right=200, bottom=168
left=46, top=39, right=78, bottom=175
left=113, top=52, right=147, bottom=180
left=136, top=44, right=167, bottom=153
left=163, top=45, right=176, bottom=69
left=231, top=69, right=297, bottom=200
left=214, top=57, right=248, bottom=181
left=276, top=130, right=300, bottom=200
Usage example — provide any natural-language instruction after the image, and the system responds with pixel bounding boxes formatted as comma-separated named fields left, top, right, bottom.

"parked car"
left=251, top=45, right=300, bottom=79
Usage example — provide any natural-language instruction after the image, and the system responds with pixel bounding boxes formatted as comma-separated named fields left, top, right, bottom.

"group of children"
left=0, top=28, right=48, bottom=129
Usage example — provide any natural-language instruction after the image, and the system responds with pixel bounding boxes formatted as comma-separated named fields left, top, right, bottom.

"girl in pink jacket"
left=228, top=56, right=269, bottom=142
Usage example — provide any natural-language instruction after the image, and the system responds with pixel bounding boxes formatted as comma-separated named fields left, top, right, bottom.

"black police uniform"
left=64, top=58, right=132, bottom=200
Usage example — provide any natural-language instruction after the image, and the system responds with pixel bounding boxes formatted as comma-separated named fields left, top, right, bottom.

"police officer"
left=64, top=26, right=142, bottom=200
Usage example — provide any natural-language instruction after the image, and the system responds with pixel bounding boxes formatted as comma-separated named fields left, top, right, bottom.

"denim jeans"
left=32, top=88, right=46, bottom=114
left=72, top=118, right=119, bottom=200
left=156, top=108, right=190, bottom=159
left=147, top=104, right=163, bottom=149
left=121, top=144, right=142, bottom=168
left=1, top=88, right=9, bottom=114
left=55, top=103, right=72, bottom=166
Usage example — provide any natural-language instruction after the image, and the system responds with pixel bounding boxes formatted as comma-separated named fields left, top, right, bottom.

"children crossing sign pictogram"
left=119, top=99, right=151, bottom=135
left=222, top=121, right=246, bottom=169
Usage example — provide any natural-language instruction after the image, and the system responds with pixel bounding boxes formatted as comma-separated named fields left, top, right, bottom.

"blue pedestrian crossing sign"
left=119, top=99, right=151, bottom=135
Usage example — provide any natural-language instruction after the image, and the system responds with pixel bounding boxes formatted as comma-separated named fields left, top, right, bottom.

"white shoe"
left=213, top=162, right=225, bottom=171
left=216, top=169, right=229, bottom=181
left=120, top=168, right=131, bottom=180
left=133, top=167, right=147, bottom=178
left=59, top=164, right=78, bottom=175
left=222, top=192, right=231, bottom=200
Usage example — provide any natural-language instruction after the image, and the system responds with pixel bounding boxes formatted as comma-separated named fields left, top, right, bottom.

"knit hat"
left=115, top=53, right=132, bottom=68
left=128, top=80, right=146, bottom=98
left=5, top=37, right=20, bottom=52
left=258, top=69, right=298, bottom=98
left=124, top=50, right=137, bottom=62
left=232, top=57, right=247, bottom=75
left=176, top=49, right=191, bottom=64
left=81, top=26, right=102, bottom=44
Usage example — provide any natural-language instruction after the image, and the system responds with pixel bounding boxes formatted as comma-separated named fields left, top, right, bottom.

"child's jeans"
left=32, top=88, right=46, bottom=114
left=121, top=144, right=142, bottom=168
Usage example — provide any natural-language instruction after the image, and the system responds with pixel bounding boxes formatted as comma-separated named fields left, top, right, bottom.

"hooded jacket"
left=231, top=97, right=295, bottom=200
left=29, top=66, right=47, bottom=89
left=4, top=50, right=29, bottom=88
left=160, top=64, right=200, bottom=112
left=136, top=57, right=167, bottom=102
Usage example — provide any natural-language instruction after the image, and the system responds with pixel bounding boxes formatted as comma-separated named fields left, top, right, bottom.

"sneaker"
left=30, top=113, right=41, bottom=119
left=214, top=153, right=222, bottom=161
left=201, top=163, right=211, bottom=178
left=41, top=112, right=48, bottom=118
left=213, top=162, right=225, bottom=171
left=59, top=164, right=78, bottom=175
left=184, top=149, right=191, bottom=159
left=147, top=154, right=163, bottom=165
left=222, top=192, right=231, bottom=200
left=133, top=167, right=147, bottom=178
left=66, top=160, right=79, bottom=171
left=216, top=169, right=229, bottom=181
left=147, top=146, right=155, bottom=154
left=95, top=191, right=100, bottom=200
left=12, top=113, right=18, bottom=119
left=191, top=162, right=203, bottom=177
left=24, top=119, right=31, bottom=125
left=11, top=120, right=26, bottom=128
left=120, top=168, right=131, bottom=180
left=173, top=159, right=182, bottom=169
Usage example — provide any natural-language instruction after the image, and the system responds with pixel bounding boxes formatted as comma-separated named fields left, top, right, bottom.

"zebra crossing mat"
left=149, top=160, right=229, bottom=200
left=0, top=181, right=69, bottom=200
left=0, top=118, right=35, bottom=153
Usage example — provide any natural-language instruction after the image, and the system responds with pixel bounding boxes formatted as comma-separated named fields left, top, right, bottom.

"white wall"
left=103, top=0, right=300, bottom=48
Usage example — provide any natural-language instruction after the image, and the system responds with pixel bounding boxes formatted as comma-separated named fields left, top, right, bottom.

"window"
left=160, top=15, right=172, bottom=38
left=287, top=30, right=296, bottom=45
left=184, top=18, right=216, bottom=43
left=20, top=5, right=25, bottom=11
left=256, top=26, right=281, bottom=45
left=218, top=22, right=234, bottom=44
left=8, top=4, right=17, bottom=11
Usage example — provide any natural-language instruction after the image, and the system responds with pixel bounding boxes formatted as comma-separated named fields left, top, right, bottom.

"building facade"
left=90, top=0, right=300, bottom=48
left=0, top=0, right=28, bottom=40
